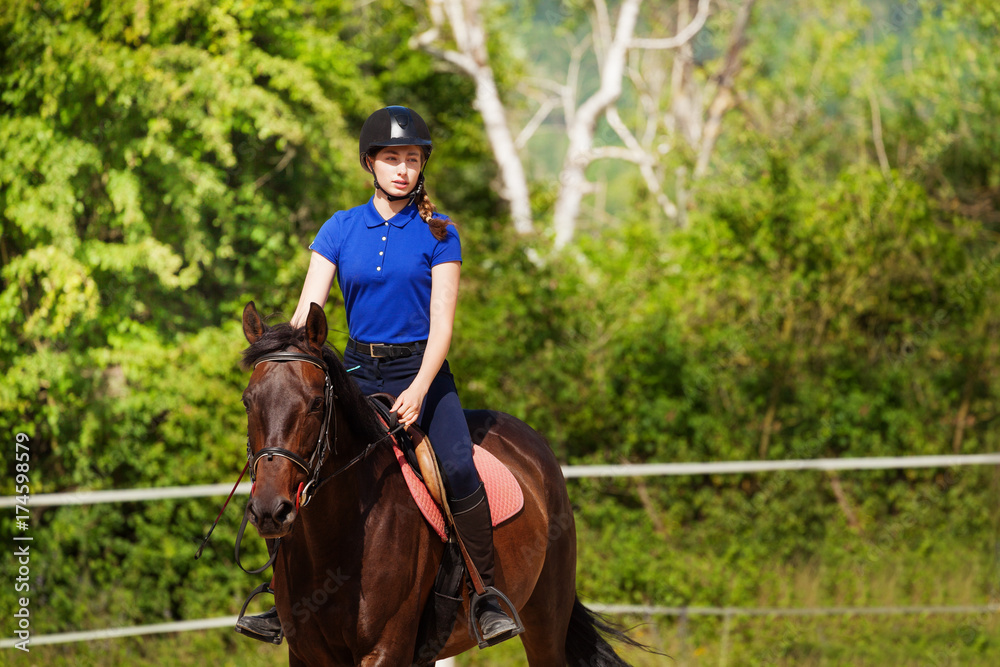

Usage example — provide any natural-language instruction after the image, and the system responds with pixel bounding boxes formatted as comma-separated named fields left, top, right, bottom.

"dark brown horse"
left=239, top=301, right=640, bottom=666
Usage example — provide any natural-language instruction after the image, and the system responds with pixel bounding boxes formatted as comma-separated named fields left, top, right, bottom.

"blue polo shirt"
left=308, top=198, right=462, bottom=344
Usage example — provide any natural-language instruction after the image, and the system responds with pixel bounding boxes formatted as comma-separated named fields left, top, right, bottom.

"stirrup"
left=469, top=586, right=524, bottom=649
left=235, top=582, right=284, bottom=645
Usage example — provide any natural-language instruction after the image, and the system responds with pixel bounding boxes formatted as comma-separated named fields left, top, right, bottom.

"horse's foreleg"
left=357, top=649, right=416, bottom=667
left=354, top=608, right=425, bottom=667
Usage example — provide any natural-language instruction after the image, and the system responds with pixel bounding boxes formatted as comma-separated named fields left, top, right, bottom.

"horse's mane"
left=240, top=322, right=385, bottom=444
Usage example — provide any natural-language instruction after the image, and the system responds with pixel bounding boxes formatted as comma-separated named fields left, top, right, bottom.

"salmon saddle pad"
left=392, top=444, right=524, bottom=542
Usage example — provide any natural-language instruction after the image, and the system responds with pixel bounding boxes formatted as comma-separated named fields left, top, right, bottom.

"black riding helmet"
left=359, top=106, right=433, bottom=171
left=359, top=106, right=433, bottom=202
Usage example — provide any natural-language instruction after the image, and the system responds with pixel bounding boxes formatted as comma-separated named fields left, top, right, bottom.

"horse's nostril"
left=273, top=498, right=295, bottom=525
left=247, top=500, right=261, bottom=524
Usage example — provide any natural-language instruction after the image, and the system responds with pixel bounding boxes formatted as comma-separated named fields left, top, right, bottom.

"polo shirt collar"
left=364, top=197, right=419, bottom=229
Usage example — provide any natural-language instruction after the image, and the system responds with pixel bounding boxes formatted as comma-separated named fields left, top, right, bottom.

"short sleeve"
left=308, top=213, right=342, bottom=265
left=431, top=218, right=462, bottom=266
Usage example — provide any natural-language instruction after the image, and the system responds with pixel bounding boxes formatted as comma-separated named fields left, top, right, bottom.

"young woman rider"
left=235, top=106, right=518, bottom=647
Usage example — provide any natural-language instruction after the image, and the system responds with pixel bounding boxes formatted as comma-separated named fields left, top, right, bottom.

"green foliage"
left=1, top=1, right=999, bottom=663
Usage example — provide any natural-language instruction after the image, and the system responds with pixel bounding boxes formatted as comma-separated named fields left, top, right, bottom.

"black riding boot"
left=235, top=540, right=284, bottom=644
left=450, top=483, right=519, bottom=646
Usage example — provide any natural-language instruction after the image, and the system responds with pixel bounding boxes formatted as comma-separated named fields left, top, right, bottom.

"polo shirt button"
left=382, top=236, right=386, bottom=241
left=376, top=266, right=381, bottom=271
left=384, top=222, right=389, bottom=226
left=379, top=251, right=383, bottom=256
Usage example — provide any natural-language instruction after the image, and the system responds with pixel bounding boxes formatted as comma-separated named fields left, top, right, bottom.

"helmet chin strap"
left=374, top=172, right=425, bottom=203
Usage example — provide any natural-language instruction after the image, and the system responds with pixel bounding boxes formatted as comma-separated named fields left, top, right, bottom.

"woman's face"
left=372, top=145, right=424, bottom=198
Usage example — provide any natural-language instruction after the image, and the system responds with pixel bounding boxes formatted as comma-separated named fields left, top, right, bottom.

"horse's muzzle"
left=247, top=495, right=297, bottom=537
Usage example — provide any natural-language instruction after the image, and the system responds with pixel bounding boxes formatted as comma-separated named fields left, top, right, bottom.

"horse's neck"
left=292, top=437, right=403, bottom=559
left=285, top=475, right=363, bottom=580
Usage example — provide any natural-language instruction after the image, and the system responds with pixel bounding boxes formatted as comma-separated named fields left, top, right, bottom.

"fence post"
left=677, top=607, right=689, bottom=666
left=718, top=610, right=732, bottom=667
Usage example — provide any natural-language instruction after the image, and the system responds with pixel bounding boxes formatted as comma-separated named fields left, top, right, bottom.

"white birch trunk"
left=553, top=0, right=643, bottom=250
left=553, top=0, right=711, bottom=249
left=473, top=64, right=535, bottom=235
left=413, top=0, right=534, bottom=235
left=415, top=0, right=736, bottom=250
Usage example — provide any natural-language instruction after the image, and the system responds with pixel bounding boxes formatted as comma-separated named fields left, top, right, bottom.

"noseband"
left=249, top=351, right=336, bottom=509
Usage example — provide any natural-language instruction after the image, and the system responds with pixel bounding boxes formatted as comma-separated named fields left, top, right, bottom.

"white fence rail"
left=5, top=453, right=1000, bottom=508
left=3, top=453, right=999, bottom=651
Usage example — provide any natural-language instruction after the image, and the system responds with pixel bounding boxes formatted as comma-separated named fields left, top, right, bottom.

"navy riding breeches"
left=343, top=347, right=481, bottom=499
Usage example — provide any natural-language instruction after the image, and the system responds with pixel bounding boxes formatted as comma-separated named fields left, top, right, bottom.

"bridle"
left=248, top=351, right=337, bottom=510
left=222, top=347, right=404, bottom=575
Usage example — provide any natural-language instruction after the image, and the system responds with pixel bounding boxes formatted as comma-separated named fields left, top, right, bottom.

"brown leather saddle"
left=368, top=393, right=451, bottom=513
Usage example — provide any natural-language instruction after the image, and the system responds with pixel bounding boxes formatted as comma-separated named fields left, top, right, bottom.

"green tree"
left=0, top=0, right=494, bottom=632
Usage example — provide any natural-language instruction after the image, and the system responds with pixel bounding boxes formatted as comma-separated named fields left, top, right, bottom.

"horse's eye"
left=242, top=397, right=251, bottom=413
left=309, top=397, right=323, bottom=413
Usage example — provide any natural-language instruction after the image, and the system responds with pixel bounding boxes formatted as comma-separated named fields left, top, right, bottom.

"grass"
left=11, top=610, right=997, bottom=666
left=453, top=613, right=999, bottom=666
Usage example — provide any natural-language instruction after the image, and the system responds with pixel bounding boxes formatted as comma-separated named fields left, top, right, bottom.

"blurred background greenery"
left=2, top=0, right=999, bottom=664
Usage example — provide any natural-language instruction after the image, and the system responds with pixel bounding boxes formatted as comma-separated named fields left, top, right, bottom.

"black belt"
left=347, top=338, right=427, bottom=359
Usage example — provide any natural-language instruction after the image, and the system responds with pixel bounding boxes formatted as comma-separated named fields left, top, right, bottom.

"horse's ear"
left=243, top=301, right=266, bottom=344
left=304, top=302, right=328, bottom=350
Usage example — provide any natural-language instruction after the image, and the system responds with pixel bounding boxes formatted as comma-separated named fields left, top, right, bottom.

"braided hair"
left=414, top=177, right=449, bottom=241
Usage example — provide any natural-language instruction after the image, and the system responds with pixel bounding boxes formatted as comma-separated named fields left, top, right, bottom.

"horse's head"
left=241, top=301, right=332, bottom=538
